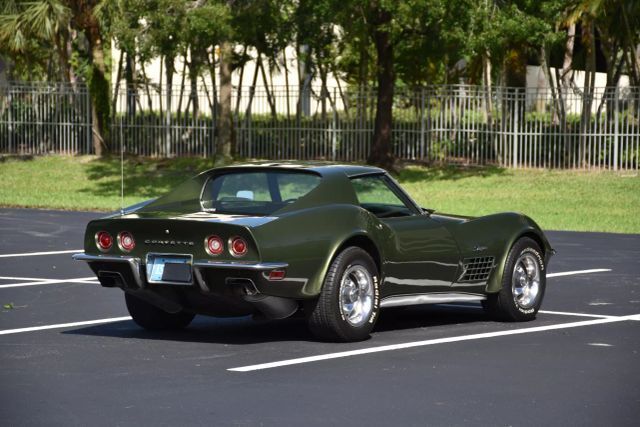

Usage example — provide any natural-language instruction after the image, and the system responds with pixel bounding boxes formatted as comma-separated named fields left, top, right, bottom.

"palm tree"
left=0, top=0, right=111, bottom=156
left=0, top=0, right=72, bottom=81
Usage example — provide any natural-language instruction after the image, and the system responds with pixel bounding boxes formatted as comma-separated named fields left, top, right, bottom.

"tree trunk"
left=245, top=52, right=260, bottom=115
left=482, top=51, right=499, bottom=163
left=580, top=22, right=597, bottom=168
left=540, top=46, right=560, bottom=124
left=297, top=44, right=311, bottom=117
left=235, top=46, right=248, bottom=116
left=258, top=52, right=277, bottom=118
left=112, top=49, right=124, bottom=110
left=205, top=52, right=218, bottom=115
left=561, top=24, right=576, bottom=90
left=189, top=55, right=200, bottom=119
left=283, top=48, right=291, bottom=120
left=71, top=1, right=111, bottom=156
left=368, top=9, right=395, bottom=170
left=124, top=51, right=136, bottom=117
left=140, top=62, right=154, bottom=111
left=332, top=63, right=349, bottom=118
left=319, top=61, right=328, bottom=121
left=356, top=40, right=368, bottom=128
left=218, top=41, right=234, bottom=159
left=177, top=57, right=188, bottom=119
left=164, top=55, right=174, bottom=156
left=65, top=27, right=78, bottom=87
left=88, top=33, right=110, bottom=156
left=620, top=8, right=640, bottom=86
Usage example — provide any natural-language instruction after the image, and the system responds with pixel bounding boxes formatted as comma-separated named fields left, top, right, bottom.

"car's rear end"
left=73, top=165, right=341, bottom=321
left=75, top=212, right=306, bottom=319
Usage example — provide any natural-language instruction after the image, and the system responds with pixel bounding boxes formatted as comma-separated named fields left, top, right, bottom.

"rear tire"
left=308, top=247, right=380, bottom=342
left=483, top=237, right=546, bottom=321
left=125, top=293, right=195, bottom=331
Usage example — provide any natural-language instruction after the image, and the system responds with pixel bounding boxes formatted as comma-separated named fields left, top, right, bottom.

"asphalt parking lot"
left=0, top=207, right=638, bottom=426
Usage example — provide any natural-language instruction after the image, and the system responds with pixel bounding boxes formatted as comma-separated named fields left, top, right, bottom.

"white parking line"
left=0, top=317, right=132, bottom=336
left=228, top=314, right=640, bottom=372
left=0, top=277, right=99, bottom=289
left=0, top=249, right=83, bottom=258
left=0, top=276, right=63, bottom=282
left=547, top=268, right=611, bottom=278
left=438, top=305, right=617, bottom=320
left=538, top=310, right=616, bottom=319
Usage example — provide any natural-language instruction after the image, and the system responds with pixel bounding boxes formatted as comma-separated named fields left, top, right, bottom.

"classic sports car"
left=74, top=162, right=554, bottom=341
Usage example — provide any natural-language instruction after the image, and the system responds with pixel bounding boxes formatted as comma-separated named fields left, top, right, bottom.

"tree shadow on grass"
left=0, top=154, right=34, bottom=162
left=79, top=156, right=216, bottom=200
left=62, top=305, right=490, bottom=345
left=397, top=164, right=509, bottom=184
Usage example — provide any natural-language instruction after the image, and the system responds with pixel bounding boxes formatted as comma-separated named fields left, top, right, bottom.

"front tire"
left=125, top=293, right=195, bottom=331
left=308, top=247, right=380, bottom=342
left=483, top=237, right=546, bottom=321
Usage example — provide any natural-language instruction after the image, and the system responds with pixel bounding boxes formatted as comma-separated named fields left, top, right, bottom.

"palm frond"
left=23, top=0, right=71, bottom=41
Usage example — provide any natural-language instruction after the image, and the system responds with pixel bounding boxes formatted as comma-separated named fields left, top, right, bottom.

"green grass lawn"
left=1, top=155, right=638, bottom=234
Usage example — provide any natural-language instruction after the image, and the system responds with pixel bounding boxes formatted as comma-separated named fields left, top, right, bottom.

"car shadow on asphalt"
left=61, top=305, right=490, bottom=345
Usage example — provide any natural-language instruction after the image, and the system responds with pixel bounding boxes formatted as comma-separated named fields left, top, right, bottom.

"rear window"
left=201, top=171, right=321, bottom=215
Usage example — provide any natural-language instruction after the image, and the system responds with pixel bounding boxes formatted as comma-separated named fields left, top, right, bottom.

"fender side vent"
left=459, top=256, right=495, bottom=282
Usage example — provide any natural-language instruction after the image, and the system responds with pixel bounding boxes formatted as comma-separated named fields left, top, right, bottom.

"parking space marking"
left=547, top=268, right=611, bottom=278
left=0, top=276, right=99, bottom=289
left=538, top=310, right=616, bottom=319
left=0, top=276, right=65, bottom=282
left=228, top=313, right=640, bottom=372
left=439, top=305, right=616, bottom=320
left=0, top=249, right=83, bottom=258
left=0, top=317, right=132, bottom=336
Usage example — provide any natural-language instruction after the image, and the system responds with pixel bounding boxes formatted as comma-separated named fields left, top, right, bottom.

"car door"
left=350, top=174, right=460, bottom=298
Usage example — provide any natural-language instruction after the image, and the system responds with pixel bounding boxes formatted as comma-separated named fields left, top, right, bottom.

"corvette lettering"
left=144, top=239, right=195, bottom=246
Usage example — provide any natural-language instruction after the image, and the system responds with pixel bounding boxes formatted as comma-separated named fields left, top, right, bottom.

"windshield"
left=200, top=170, right=321, bottom=216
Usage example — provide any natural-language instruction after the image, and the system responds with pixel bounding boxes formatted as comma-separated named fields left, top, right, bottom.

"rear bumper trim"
left=72, top=253, right=143, bottom=288
left=73, top=254, right=288, bottom=290
left=193, top=261, right=288, bottom=293
left=192, top=260, right=288, bottom=270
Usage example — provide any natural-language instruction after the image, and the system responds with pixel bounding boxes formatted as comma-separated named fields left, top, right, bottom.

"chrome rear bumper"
left=73, top=253, right=288, bottom=290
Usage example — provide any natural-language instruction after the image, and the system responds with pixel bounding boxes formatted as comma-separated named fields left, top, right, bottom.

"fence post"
left=613, top=85, right=619, bottom=171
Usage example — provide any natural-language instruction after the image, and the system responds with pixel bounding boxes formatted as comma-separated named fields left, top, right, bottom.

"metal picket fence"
left=1, top=82, right=638, bottom=170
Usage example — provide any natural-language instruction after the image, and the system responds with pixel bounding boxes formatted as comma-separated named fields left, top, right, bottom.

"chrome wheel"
left=339, top=264, right=374, bottom=327
left=511, top=253, right=541, bottom=309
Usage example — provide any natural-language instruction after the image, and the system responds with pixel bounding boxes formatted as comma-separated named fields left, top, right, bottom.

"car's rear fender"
left=251, top=204, right=385, bottom=298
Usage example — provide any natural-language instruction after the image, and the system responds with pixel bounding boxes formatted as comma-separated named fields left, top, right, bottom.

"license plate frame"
left=145, top=253, right=193, bottom=285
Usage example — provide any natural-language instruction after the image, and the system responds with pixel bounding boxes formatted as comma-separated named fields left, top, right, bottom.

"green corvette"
left=74, top=162, right=554, bottom=341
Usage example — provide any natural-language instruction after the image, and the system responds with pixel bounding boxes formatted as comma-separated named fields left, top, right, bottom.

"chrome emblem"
left=165, top=229, right=170, bottom=234
left=144, top=239, right=194, bottom=246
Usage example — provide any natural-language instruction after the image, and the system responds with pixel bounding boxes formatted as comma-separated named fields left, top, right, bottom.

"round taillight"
left=230, top=237, right=248, bottom=257
left=117, top=231, right=135, bottom=252
left=95, top=231, right=113, bottom=252
left=205, top=235, right=224, bottom=256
